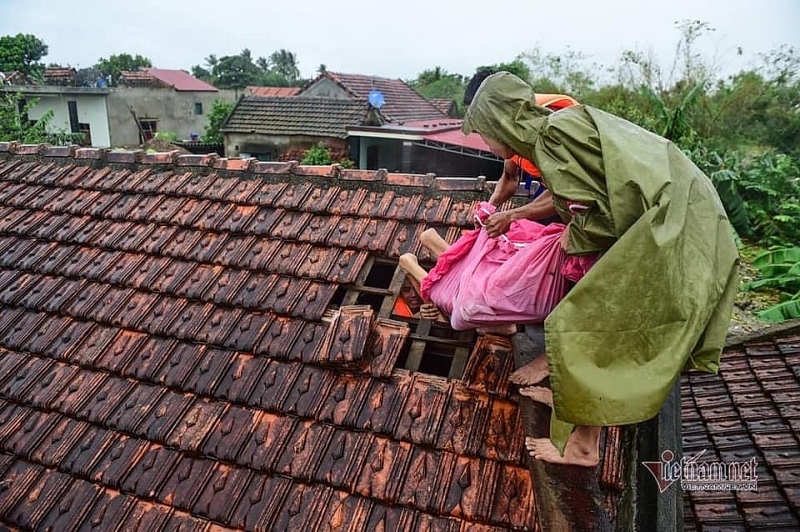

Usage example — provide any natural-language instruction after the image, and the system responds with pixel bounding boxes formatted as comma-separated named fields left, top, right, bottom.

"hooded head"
left=462, top=72, right=552, bottom=160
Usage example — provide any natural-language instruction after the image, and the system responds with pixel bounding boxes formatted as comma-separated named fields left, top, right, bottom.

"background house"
left=106, top=68, right=237, bottom=147
left=221, top=95, right=370, bottom=161
left=0, top=76, right=111, bottom=147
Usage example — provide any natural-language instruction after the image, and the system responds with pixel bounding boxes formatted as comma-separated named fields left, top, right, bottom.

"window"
left=67, top=101, right=79, bottom=133
left=140, top=120, right=157, bottom=141
left=194, top=102, right=203, bottom=115
left=78, top=123, right=92, bottom=146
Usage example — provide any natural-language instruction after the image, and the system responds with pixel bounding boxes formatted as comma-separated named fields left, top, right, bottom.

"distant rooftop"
left=119, top=68, right=218, bottom=92
left=245, top=86, right=301, bottom=97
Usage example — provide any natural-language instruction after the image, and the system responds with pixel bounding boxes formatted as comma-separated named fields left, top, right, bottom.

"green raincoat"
left=463, top=73, right=739, bottom=451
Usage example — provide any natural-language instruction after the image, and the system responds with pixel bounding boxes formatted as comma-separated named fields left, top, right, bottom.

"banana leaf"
left=757, top=299, right=800, bottom=322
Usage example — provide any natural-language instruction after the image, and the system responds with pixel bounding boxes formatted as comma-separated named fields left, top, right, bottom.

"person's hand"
left=484, top=211, right=513, bottom=238
left=420, top=302, right=444, bottom=321
left=559, top=226, right=570, bottom=251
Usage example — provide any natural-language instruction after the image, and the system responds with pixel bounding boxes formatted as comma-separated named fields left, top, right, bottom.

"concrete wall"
left=107, top=87, right=238, bottom=147
left=27, top=94, right=111, bottom=147
left=224, top=132, right=347, bottom=162
left=299, top=78, right=350, bottom=100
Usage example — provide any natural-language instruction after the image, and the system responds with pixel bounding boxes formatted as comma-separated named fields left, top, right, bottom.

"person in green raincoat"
left=462, top=72, right=739, bottom=466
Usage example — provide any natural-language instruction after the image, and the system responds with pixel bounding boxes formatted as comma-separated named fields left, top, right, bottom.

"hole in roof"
left=329, top=286, right=347, bottom=308
left=355, top=291, right=384, bottom=314
left=362, top=261, right=395, bottom=289
left=418, top=343, right=456, bottom=377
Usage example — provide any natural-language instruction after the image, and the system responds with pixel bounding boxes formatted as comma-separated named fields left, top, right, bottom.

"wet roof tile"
left=0, top=153, right=675, bottom=530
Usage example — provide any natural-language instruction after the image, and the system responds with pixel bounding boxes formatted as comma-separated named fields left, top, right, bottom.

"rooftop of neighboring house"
left=429, top=98, right=459, bottom=118
left=300, top=71, right=447, bottom=123
left=119, top=68, right=218, bottom=92
left=682, top=321, right=800, bottom=530
left=221, top=96, right=374, bottom=139
left=245, top=86, right=302, bottom=97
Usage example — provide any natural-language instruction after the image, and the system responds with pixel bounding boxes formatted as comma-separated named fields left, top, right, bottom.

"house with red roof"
left=222, top=72, right=507, bottom=177
left=106, top=68, right=238, bottom=147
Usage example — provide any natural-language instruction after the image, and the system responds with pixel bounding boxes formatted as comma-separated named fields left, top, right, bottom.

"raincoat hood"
left=462, top=72, right=551, bottom=160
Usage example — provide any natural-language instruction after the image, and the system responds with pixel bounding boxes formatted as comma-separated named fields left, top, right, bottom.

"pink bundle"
left=420, top=203, right=596, bottom=330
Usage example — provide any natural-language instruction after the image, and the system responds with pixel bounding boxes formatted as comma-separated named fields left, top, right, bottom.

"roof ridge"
left=0, top=142, right=488, bottom=192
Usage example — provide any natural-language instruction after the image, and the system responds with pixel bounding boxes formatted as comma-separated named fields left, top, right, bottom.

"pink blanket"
left=420, top=203, right=596, bottom=330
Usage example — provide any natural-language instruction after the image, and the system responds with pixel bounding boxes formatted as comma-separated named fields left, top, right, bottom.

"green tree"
left=0, top=33, right=48, bottom=77
left=191, top=48, right=305, bottom=89
left=94, top=53, right=152, bottom=85
left=269, top=49, right=300, bottom=83
left=476, top=58, right=531, bottom=83
left=410, top=67, right=467, bottom=115
left=202, top=99, right=235, bottom=143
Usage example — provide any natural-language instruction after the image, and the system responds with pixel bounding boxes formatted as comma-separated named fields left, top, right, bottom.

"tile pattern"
left=305, top=72, right=447, bottom=122
left=0, top=145, right=580, bottom=531
left=682, top=326, right=800, bottom=531
left=221, top=96, right=370, bottom=139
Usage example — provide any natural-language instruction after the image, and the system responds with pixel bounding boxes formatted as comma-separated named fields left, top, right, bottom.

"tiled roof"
left=119, top=69, right=217, bottom=92
left=430, top=98, right=458, bottom=117
left=0, top=71, right=32, bottom=85
left=304, top=72, right=447, bottom=123
left=146, top=69, right=218, bottom=92
left=222, top=96, right=370, bottom=139
left=245, top=86, right=301, bottom=97
left=43, top=67, right=77, bottom=85
left=682, top=322, right=800, bottom=530
left=0, top=142, right=630, bottom=531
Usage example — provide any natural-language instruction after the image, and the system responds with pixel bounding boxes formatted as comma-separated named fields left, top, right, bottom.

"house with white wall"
left=1, top=84, right=111, bottom=147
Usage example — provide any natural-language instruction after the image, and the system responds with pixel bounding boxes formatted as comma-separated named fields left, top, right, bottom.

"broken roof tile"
left=292, top=281, right=338, bottom=321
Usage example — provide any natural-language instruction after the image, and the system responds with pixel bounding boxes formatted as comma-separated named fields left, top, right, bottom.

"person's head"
left=463, top=69, right=497, bottom=107
left=462, top=72, right=550, bottom=160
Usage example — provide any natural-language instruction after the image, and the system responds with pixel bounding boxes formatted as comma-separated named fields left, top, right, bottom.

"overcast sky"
left=2, top=0, right=798, bottom=82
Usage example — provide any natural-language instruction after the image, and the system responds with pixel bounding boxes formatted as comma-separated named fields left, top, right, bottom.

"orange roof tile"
left=0, top=141, right=632, bottom=531
left=245, top=86, right=301, bottom=97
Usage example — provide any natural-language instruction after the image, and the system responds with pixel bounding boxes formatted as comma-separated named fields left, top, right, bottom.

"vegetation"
left=0, top=91, right=81, bottom=145
left=300, top=143, right=332, bottom=165
left=191, top=48, right=303, bottom=90
left=744, top=248, right=800, bottom=322
left=201, top=99, right=235, bottom=144
left=406, top=21, right=799, bottom=323
left=94, top=53, right=152, bottom=85
left=0, top=33, right=48, bottom=77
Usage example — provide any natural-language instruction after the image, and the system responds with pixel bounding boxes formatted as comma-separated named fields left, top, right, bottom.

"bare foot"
left=509, top=354, right=549, bottom=386
left=399, top=253, right=427, bottom=286
left=518, top=386, right=552, bottom=407
left=524, top=426, right=601, bottom=467
left=419, top=228, right=449, bottom=260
